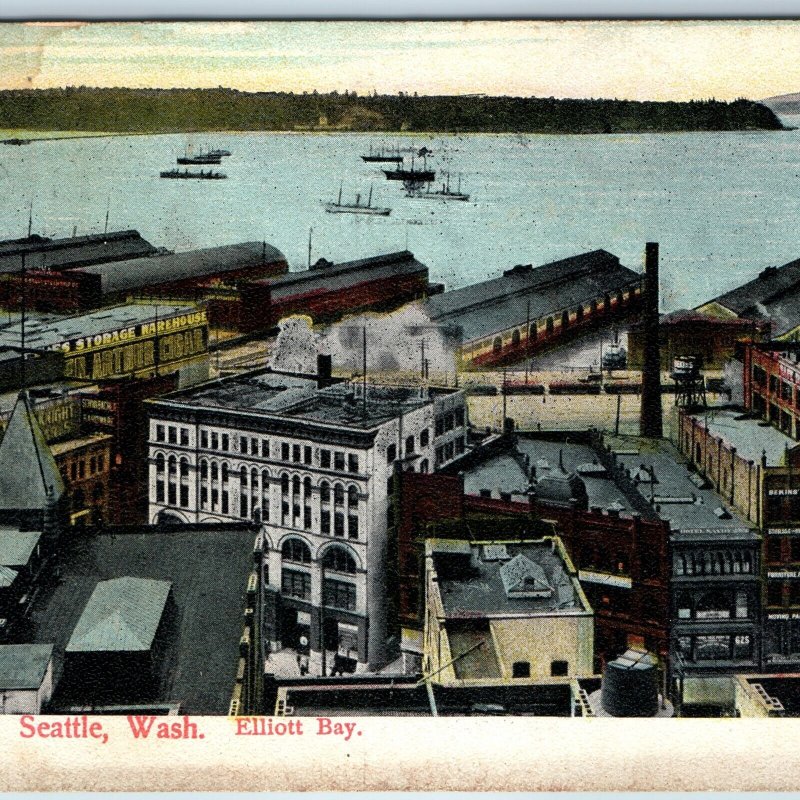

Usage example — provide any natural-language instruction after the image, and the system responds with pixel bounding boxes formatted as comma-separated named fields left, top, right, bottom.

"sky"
left=2, top=19, right=800, bottom=100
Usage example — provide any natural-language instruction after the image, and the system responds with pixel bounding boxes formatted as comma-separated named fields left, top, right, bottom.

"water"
left=3, top=120, right=800, bottom=313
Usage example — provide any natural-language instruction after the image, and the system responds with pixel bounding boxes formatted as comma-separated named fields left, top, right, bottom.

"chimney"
left=640, top=242, right=663, bottom=438
left=317, top=353, right=332, bottom=389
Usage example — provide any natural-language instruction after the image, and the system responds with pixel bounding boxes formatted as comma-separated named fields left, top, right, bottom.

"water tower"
left=672, top=354, right=707, bottom=409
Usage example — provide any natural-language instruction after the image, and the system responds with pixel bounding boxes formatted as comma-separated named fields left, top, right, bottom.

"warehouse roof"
left=265, top=251, right=427, bottom=301
left=30, top=526, right=256, bottom=714
left=66, top=577, right=172, bottom=653
left=0, top=302, right=196, bottom=351
left=0, top=230, right=160, bottom=274
left=0, top=644, right=53, bottom=690
left=423, top=250, right=640, bottom=341
left=79, top=241, right=285, bottom=296
left=700, top=259, right=800, bottom=319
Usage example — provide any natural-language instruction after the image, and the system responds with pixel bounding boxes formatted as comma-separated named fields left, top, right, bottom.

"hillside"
left=762, top=92, right=800, bottom=114
left=0, top=88, right=785, bottom=134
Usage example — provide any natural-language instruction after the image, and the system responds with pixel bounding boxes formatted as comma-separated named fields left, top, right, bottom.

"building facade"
left=145, top=366, right=468, bottom=674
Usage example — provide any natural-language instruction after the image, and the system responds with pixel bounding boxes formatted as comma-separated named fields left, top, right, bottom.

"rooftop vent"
left=759, top=266, right=778, bottom=280
left=482, top=544, right=509, bottom=562
left=499, top=554, right=553, bottom=599
left=713, top=506, right=732, bottom=519
left=503, top=264, right=533, bottom=277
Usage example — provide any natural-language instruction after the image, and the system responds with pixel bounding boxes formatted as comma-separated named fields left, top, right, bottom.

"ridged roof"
left=66, top=577, right=172, bottom=653
left=0, top=392, right=64, bottom=511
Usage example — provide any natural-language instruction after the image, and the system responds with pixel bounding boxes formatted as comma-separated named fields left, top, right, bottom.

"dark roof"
left=264, top=251, right=427, bottom=300
left=701, top=259, right=800, bottom=318
left=29, top=526, right=256, bottom=714
left=0, top=230, right=160, bottom=274
left=79, top=242, right=285, bottom=296
left=656, top=309, right=765, bottom=328
left=423, top=250, right=640, bottom=341
left=0, top=644, right=53, bottom=690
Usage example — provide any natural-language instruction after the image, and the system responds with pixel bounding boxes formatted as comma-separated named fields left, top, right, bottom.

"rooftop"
left=78, top=241, right=284, bottom=295
left=66, top=577, right=172, bottom=654
left=156, top=369, right=442, bottom=430
left=423, top=250, right=641, bottom=341
left=686, top=408, right=798, bottom=466
left=0, top=230, right=160, bottom=275
left=430, top=539, right=589, bottom=618
left=0, top=302, right=197, bottom=351
left=261, top=251, right=427, bottom=300
left=0, top=643, right=54, bottom=690
left=0, top=529, right=42, bottom=567
left=28, top=526, right=256, bottom=714
left=612, top=438, right=757, bottom=539
left=461, top=436, right=633, bottom=515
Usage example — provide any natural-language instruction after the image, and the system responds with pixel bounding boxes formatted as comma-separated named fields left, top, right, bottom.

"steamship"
left=383, top=153, right=435, bottom=183
left=406, top=172, right=470, bottom=201
left=324, top=184, right=391, bottom=216
left=177, top=147, right=222, bottom=165
left=361, top=143, right=403, bottom=163
left=160, top=168, right=227, bottom=180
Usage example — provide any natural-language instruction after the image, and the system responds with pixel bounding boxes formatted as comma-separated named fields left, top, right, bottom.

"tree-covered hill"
left=0, top=87, right=785, bottom=134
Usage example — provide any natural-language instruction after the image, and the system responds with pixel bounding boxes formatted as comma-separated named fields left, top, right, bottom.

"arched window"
left=168, top=455, right=177, bottom=476
left=211, top=461, right=219, bottom=481
left=529, top=324, right=537, bottom=342
left=200, top=458, right=208, bottom=480
left=281, top=473, right=289, bottom=496
left=240, top=466, right=248, bottom=487
left=604, top=293, right=611, bottom=311
left=179, top=458, right=189, bottom=479
left=292, top=475, right=300, bottom=496
left=320, top=481, right=331, bottom=503
left=546, top=317, right=554, bottom=335
left=221, top=463, right=229, bottom=483
left=303, top=476, right=312, bottom=503
left=323, top=546, right=357, bottom=574
left=347, top=486, right=358, bottom=508
left=282, top=538, right=311, bottom=564
left=334, top=483, right=345, bottom=506
left=590, top=299, right=598, bottom=315
left=576, top=305, right=584, bottom=323
left=261, top=469, right=270, bottom=520
left=492, top=336, right=502, bottom=354
left=155, top=453, right=165, bottom=476
left=511, top=329, right=521, bottom=347
left=561, top=310, right=570, bottom=329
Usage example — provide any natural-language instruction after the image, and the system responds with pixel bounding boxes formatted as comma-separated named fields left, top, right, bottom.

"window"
left=321, top=510, right=331, bottom=534
left=251, top=437, right=258, bottom=455
left=97, top=454, right=105, bottom=472
left=156, top=478, right=165, bottom=503
left=492, top=336, right=502, bottom=354
left=261, top=440, right=269, bottom=458
left=512, top=661, right=531, bottom=678
left=281, top=443, right=290, bottom=461
left=334, top=484, right=344, bottom=506
left=78, top=460, right=86, bottom=479
left=168, top=426, right=177, bottom=444
left=282, top=538, right=311, bottom=563
left=733, top=634, right=752, bottom=660
left=387, top=444, right=397, bottom=462
left=550, top=660, right=569, bottom=677
left=435, top=417, right=444, bottom=437
left=240, top=436, right=248, bottom=454
left=282, top=569, right=311, bottom=600
left=321, top=449, right=331, bottom=469
left=180, top=428, right=189, bottom=447
left=304, top=446, right=312, bottom=465
left=241, top=466, right=249, bottom=487
left=445, top=412, right=454, bottom=432
left=420, top=459, right=429, bottom=473
left=323, top=547, right=357, bottom=574
left=156, top=424, right=165, bottom=442
left=199, top=430, right=208, bottom=448
left=334, top=512, right=345, bottom=537
left=334, top=452, right=345, bottom=471
left=320, top=481, right=331, bottom=503
left=405, top=435, right=415, bottom=454
left=348, top=515, right=359, bottom=539
left=455, top=407, right=465, bottom=427
left=293, top=444, right=301, bottom=462
left=420, top=429, right=430, bottom=448
left=221, top=434, right=229, bottom=452
left=323, top=579, right=356, bottom=610
left=768, top=581, right=784, bottom=607
left=303, top=507, right=312, bottom=530
left=455, top=437, right=465, bottom=455
left=211, top=432, right=219, bottom=450
left=768, top=536, right=783, bottom=563
left=180, top=484, right=189, bottom=507
left=179, top=458, right=189, bottom=479
left=348, top=454, right=359, bottom=473
left=221, top=491, right=229, bottom=514
left=90, top=456, right=96, bottom=474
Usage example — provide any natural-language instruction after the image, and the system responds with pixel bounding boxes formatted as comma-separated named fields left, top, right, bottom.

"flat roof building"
left=0, top=643, right=54, bottom=714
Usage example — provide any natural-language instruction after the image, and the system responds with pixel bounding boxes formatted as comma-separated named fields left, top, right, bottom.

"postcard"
left=2, top=17, right=800, bottom=791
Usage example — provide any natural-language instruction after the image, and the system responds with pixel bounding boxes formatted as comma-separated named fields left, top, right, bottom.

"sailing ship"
left=361, top=143, right=403, bottom=163
left=160, top=168, right=227, bottom=180
left=323, top=183, right=391, bottom=216
left=383, top=153, right=435, bottom=183
left=406, top=172, right=470, bottom=201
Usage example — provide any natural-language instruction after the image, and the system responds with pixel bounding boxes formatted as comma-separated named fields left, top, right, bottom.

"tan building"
left=423, top=537, right=594, bottom=685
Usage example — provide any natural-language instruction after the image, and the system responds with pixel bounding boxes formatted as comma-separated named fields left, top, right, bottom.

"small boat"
left=324, top=183, right=390, bottom=216
left=361, top=143, right=403, bottom=163
left=207, top=148, right=231, bottom=158
left=160, top=168, right=227, bottom=180
left=1, top=138, right=31, bottom=146
left=406, top=172, right=470, bottom=201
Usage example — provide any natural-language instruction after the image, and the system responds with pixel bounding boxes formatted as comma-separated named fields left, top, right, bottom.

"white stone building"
left=145, top=365, right=467, bottom=673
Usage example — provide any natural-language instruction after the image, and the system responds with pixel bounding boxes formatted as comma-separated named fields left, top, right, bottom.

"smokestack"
left=640, top=242, right=663, bottom=438
left=317, top=353, right=332, bottom=389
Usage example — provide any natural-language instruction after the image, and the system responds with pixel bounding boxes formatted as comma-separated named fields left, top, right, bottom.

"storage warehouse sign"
left=59, top=311, right=208, bottom=380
